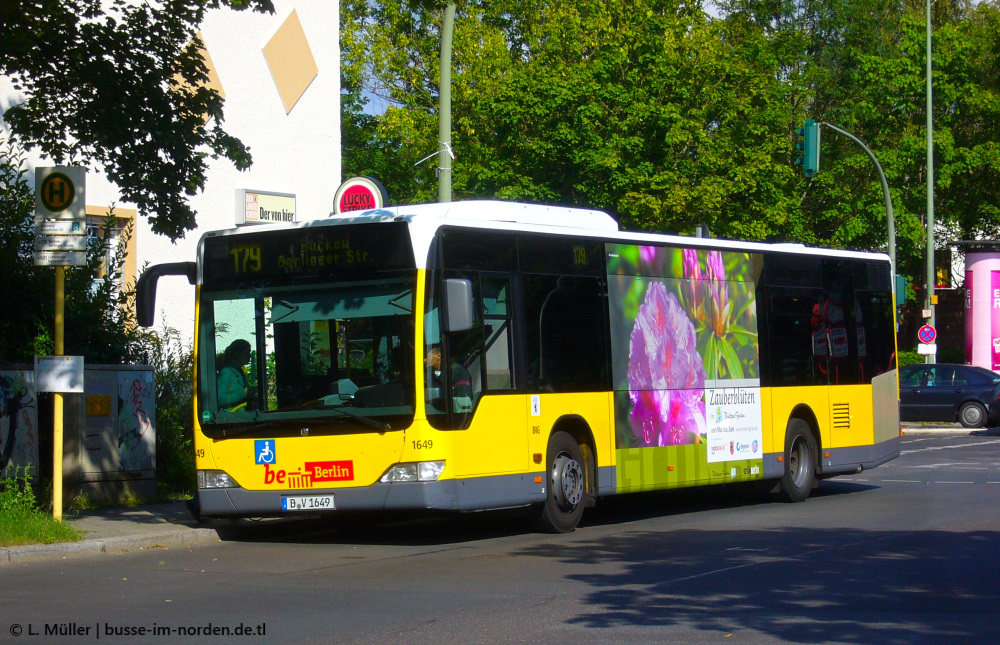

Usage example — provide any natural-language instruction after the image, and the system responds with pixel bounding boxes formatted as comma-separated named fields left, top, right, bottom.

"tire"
left=536, top=432, right=587, bottom=533
left=779, top=419, right=817, bottom=503
left=958, top=402, right=987, bottom=428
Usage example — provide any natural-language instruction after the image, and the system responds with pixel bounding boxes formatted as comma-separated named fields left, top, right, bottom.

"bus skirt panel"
left=198, top=472, right=549, bottom=517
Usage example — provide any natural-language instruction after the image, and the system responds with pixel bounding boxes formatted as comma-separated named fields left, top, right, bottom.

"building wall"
left=1, top=1, right=341, bottom=343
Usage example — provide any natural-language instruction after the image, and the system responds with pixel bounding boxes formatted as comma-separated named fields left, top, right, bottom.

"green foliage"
left=0, top=135, right=153, bottom=365
left=1, top=138, right=197, bottom=500
left=342, top=0, right=1000, bottom=297
left=145, top=327, right=197, bottom=499
left=1, top=0, right=274, bottom=240
left=898, top=346, right=965, bottom=368
left=0, top=465, right=83, bottom=547
left=0, top=465, right=37, bottom=515
left=0, top=138, right=51, bottom=357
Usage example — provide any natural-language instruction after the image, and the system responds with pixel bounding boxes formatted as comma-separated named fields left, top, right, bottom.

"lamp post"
left=820, top=123, right=895, bottom=273
left=438, top=3, right=456, bottom=203
left=925, top=0, right=936, bottom=363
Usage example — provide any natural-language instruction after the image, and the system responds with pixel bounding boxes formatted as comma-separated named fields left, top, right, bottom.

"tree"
left=0, top=135, right=150, bottom=364
left=343, top=0, right=1000, bottom=288
left=343, top=0, right=806, bottom=240
left=716, top=0, right=1000, bottom=285
left=0, top=0, right=274, bottom=241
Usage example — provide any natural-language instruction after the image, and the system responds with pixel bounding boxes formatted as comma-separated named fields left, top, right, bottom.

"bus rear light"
left=380, top=461, right=446, bottom=483
left=198, top=470, right=239, bottom=489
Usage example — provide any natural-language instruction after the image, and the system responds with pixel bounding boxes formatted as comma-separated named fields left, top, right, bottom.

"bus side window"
left=481, top=275, right=514, bottom=391
left=526, top=274, right=607, bottom=393
left=766, top=288, right=825, bottom=386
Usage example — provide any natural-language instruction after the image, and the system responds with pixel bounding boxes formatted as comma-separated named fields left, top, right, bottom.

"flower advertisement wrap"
left=607, top=244, right=764, bottom=492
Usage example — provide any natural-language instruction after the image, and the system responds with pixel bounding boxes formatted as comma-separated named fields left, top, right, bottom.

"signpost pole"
left=33, top=165, right=85, bottom=521
left=53, top=265, right=65, bottom=520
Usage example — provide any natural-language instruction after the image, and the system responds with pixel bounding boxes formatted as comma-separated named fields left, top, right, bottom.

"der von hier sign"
left=237, top=189, right=296, bottom=225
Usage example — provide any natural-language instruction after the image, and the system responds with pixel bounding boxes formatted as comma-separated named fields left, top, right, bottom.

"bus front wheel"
left=536, top=432, right=586, bottom=533
left=780, top=420, right=817, bottom=503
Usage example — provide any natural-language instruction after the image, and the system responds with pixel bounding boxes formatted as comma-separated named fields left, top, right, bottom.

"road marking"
left=932, top=481, right=974, bottom=484
left=901, top=440, right=997, bottom=455
left=883, top=479, right=922, bottom=483
left=913, top=462, right=979, bottom=469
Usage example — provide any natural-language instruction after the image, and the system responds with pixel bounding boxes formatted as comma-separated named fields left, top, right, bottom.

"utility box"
left=63, top=365, right=156, bottom=503
left=0, top=366, right=39, bottom=478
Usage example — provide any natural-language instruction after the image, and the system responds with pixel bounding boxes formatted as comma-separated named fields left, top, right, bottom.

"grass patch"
left=0, top=509, right=83, bottom=547
left=0, top=466, right=83, bottom=547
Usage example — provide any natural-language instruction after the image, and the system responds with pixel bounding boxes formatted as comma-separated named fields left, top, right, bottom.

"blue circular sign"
left=918, top=325, right=936, bottom=344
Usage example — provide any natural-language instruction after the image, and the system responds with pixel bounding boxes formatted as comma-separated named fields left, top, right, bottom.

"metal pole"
left=820, top=123, right=895, bottom=274
left=925, top=0, right=936, bottom=363
left=437, top=3, right=456, bottom=203
left=53, top=266, right=65, bottom=520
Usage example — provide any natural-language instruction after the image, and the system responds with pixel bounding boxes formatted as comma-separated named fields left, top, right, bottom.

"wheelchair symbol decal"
left=255, top=440, right=275, bottom=465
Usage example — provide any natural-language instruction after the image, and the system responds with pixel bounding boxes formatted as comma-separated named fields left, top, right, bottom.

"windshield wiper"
left=203, top=405, right=391, bottom=436
left=213, top=421, right=291, bottom=439
left=317, top=405, right=392, bottom=431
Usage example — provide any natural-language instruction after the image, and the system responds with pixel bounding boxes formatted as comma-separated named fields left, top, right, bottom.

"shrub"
left=0, top=465, right=37, bottom=515
left=144, top=327, right=196, bottom=498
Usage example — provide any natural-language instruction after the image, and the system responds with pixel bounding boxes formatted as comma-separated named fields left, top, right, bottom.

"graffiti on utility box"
left=0, top=370, right=38, bottom=476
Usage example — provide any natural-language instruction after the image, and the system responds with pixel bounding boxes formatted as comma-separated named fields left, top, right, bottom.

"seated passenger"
left=217, top=339, right=256, bottom=410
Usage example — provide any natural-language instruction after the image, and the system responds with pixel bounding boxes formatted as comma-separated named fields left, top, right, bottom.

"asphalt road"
left=2, top=433, right=998, bottom=644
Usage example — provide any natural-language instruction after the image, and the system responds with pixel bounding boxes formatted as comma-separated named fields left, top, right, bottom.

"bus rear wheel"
left=780, top=420, right=817, bottom=503
left=536, top=432, right=586, bottom=533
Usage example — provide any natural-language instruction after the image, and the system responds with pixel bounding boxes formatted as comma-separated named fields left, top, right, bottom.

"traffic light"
left=894, top=274, right=908, bottom=307
left=796, top=119, right=821, bottom=178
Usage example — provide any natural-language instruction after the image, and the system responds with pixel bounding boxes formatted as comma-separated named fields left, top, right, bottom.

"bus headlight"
left=197, top=470, right=239, bottom=489
left=380, top=461, right=445, bottom=483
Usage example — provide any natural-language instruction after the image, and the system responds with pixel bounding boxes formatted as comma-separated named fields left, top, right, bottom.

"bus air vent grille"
left=832, top=403, right=851, bottom=429
left=867, top=263, right=892, bottom=292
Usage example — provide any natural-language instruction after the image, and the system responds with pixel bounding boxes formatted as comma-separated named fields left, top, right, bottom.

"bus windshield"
left=198, top=273, right=416, bottom=435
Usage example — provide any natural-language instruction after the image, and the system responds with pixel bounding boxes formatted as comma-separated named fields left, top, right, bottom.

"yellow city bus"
left=137, top=201, right=900, bottom=532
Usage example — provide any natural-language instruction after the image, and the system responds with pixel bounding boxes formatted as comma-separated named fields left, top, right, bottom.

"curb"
left=0, top=527, right=220, bottom=565
left=901, top=425, right=1000, bottom=435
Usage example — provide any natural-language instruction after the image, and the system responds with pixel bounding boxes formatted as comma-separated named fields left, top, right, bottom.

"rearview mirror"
left=443, top=278, right=474, bottom=333
left=135, top=262, right=196, bottom=327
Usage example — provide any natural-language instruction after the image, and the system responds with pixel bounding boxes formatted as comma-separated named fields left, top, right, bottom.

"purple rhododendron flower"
left=682, top=248, right=702, bottom=313
left=627, top=282, right=706, bottom=446
left=683, top=248, right=701, bottom=280
left=705, top=250, right=730, bottom=337
left=706, top=250, right=724, bottom=281
left=640, top=245, right=659, bottom=267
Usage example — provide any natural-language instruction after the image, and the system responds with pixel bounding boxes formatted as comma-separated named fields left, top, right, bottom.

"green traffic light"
left=799, top=119, right=820, bottom=178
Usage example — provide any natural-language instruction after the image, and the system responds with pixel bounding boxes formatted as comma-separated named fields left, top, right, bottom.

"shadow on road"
left=204, top=476, right=999, bottom=642
left=210, top=479, right=876, bottom=547
left=510, top=523, right=1000, bottom=644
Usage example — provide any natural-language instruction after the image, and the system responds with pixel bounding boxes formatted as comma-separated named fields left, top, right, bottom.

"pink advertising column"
left=964, top=251, right=1000, bottom=371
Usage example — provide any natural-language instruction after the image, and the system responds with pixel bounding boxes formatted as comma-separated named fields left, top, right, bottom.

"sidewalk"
left=0, top=501, right=221, bottom=565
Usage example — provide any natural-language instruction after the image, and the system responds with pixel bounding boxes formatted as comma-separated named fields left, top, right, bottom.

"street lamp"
left=925, top=0, right=936, bottom=363
left=438, top=3, right=456, bottom=203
